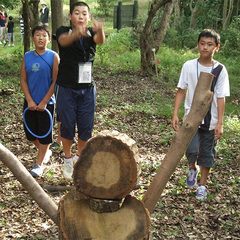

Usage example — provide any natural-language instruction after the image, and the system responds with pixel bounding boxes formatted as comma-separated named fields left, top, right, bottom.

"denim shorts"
left=186, top=128, right=217, bottom=168
left=55, top=84, right=96, bottom=141
left=23, top=100, right=54, bottom=144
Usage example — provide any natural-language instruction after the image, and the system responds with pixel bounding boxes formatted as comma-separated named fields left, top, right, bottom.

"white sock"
left=64, top=157, right=73, bottom=164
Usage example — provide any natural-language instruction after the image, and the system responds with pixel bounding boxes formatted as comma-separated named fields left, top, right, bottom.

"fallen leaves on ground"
left=0, top=69, right=239, bottom=239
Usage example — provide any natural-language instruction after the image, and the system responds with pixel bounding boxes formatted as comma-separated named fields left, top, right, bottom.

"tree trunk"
left=173, top=0, right=181, bottom=29
left=59, top=190, right=150, bottom=240
left=29, top=0, right=40, bottom=30
left=22, top=0, right=31, bottom=53
left=189, top=0, right=204, bottom=29
left=73, top=130, right=141, bottom=199
left=222, top=0, right=234, bottom=30
left=140, top=0, right=177, bottom=74
left=142, top=72, right=214, bottom=213
left=0, top=143, right=59, bottom=226
left=51, top=0, right=63, bottom=51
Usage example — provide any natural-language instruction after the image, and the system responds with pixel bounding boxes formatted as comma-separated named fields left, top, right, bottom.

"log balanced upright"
left=59, top=130, right=150, bottom=240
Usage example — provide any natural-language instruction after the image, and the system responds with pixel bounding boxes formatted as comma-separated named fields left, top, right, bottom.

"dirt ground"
left=0, top=69, right=239, bottom=239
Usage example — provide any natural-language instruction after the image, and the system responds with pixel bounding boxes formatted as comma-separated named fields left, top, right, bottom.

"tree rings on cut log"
left=59, top=190, right=150, bottom=240
left=73, top=130, right=141, bottom=199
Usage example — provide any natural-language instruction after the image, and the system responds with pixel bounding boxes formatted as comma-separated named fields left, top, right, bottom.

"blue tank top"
left=24, top=49, right=56, bottom=104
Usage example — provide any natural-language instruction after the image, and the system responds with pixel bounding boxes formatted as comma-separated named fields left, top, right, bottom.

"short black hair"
left=198, top=29, right=220, bottom=46
left=32, top=25, right=51, bottom=38
left=9, top=16, right=13, bottom=20
left=70, top=1, right=90, bottom=14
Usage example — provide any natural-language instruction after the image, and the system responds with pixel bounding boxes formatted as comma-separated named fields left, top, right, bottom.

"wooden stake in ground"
left=0, top=143, right=59, bottom=226
left=143, top=72, right=214, bottom=213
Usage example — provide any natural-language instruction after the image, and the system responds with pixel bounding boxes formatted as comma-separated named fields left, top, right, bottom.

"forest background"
left=0, top=0, right=239, bottom=239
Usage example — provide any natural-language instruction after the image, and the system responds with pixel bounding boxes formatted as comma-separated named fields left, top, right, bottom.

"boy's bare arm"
left=172, top=88, right=185, bottom=131
left=214, top=97, right=225, bottom=140
left=20, top=58, right=36, bottom=110
left=92, top=18, right=105, bottom=45
left=58, top=31, right=80, bottom=47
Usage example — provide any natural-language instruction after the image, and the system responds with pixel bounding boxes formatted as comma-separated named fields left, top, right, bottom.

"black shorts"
left=23, top=100, right=55, bottom=144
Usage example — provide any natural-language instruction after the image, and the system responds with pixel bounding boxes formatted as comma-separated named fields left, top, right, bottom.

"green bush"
left=220, top=18, right=240, bottom=57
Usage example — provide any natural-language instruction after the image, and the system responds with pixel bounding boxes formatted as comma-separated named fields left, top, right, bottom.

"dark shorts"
left=55, top=84, right=96, bottom=141
left=23, top=100, right=54, bottom=144
left=186, top=128, right=217, bottom=168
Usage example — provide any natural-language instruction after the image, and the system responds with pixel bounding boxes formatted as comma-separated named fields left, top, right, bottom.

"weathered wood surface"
left=73, top=130, right=141, bottom=199
left=143, top=72, right=214, bottom=213
left=59, top=189, right=150, bottom=240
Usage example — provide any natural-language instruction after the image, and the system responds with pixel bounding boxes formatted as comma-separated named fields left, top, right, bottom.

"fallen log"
left=143, top=72, right=214, bottom=213
left=0, top=143, right=59, bottom=226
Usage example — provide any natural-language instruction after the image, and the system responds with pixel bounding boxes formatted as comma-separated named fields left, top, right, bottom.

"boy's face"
left=31, top=30, right=50, bottom=50
left=68, top=6, right=91, bottom=30
left=197, top=37, right=219, bottom=59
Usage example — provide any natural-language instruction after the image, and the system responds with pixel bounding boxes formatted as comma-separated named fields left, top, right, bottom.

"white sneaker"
left=63, top=161, right=73, bottom=180
left=0, top=41, right=2, bottom=44
left=43, top=149, right=52, bottom=164
left=30, top=164, right=44, bottom=177
left=196, top=185, right=207, bottom=200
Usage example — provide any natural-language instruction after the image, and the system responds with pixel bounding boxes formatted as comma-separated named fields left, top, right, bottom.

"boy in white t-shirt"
left=172, top=29, right=230, bottom=200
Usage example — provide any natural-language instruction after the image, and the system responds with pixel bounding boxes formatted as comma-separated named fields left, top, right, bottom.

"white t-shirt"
left=178, top=58, right=230, bottom=130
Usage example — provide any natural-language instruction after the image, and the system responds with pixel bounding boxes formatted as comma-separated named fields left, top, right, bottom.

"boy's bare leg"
left=190, top=162, right=197, bottom=169
left=62, top=137, right=73, bottom=158
left=199, top=166, right=210, bottom=186
left=77, top=138, right=86, bottom=156
left=36, top=143, right=50, bottom=166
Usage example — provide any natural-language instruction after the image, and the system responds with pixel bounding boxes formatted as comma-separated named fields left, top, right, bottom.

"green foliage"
left=95, top=28, right=139, bottom=70
left=95, top=0, right=115, bottom=17
left=220, top=17, right=240, bottom=57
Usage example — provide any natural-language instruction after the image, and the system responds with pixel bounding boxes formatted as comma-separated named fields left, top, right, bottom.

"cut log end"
left=73, top=130, right=141, bottom=199
left=59, top=190, right=150, bottom=240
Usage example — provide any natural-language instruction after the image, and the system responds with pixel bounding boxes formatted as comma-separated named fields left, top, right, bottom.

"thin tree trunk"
left=142, top=72, right=214, bottom=213
left=51, top=0, right=63, bottom=51
left=0, top=143, right=59, bottom=226
left=222, top=0, right=234, bottom=30
left=22, top=0, right=31, bottom=53
left=189, top=0, right=204, bottom=29
left=140, top=0, right=176, bottom=73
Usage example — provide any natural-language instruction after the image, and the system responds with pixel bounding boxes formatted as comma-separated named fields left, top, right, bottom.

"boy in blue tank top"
left=20, top=25, right=60, bottom=177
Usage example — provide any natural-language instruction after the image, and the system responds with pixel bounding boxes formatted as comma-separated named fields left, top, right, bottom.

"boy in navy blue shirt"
left=55, top=2, right=105, bottom=180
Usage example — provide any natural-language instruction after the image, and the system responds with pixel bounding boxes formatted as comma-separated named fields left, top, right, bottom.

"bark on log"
left=143, top=72, right=214, bottom=213
left=73, top=130, right=141, bottom=199
left=59, top=189, right=150, bottom=240
left=0, top=143, right=59, bottom=226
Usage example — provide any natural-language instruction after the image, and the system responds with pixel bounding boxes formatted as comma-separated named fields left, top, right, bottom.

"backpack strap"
left=200, top=63, right=223, bottom=130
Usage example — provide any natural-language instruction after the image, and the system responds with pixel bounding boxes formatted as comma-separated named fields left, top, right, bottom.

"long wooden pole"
left=143, top=72, right=214, bottom=213
left=0, top=143, right=59, bottom=226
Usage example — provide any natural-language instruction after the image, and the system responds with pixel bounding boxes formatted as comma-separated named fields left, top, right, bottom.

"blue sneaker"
left=196, top=185, right=207, bottom=200
left=30, top=164, right=44, bottom=177
left=186, top=167, right=199, bottom=188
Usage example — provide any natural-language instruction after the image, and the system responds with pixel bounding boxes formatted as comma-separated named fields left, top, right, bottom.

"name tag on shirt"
left=78, top=62, right=92, bottom=84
